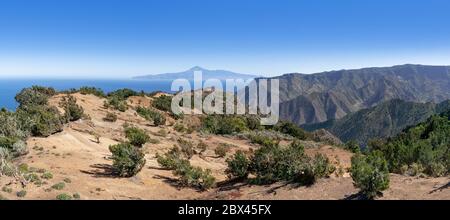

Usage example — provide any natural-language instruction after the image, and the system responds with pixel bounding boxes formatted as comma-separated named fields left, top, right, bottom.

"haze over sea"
left=0, top=79, right=175, bottom=110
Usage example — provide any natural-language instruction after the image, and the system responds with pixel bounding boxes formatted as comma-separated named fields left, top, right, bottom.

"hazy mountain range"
left=133, top=66, right=260, bottom=80
left=269, top=64, right=450, bottom=125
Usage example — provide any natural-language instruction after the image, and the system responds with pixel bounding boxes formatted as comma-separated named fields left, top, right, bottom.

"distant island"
left=133, top=66, right=260, bottom=80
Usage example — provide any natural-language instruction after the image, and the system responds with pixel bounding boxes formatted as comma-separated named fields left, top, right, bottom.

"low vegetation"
left=156, top=147, right=215, bottom=190
left=124, top=126, right=150, bottom=147
left=226, top=139, right=335, bottom=186
left=103, top=112, right=118, bottom=122
left=60, top=95, right=84, bottom=122
left=350, top=151, right=390, bottom=199
left=366, top=111, right=449, bottom=177
left=109, top=142, right=146, bottom=177
left=136, top=106, right=166, bottom=126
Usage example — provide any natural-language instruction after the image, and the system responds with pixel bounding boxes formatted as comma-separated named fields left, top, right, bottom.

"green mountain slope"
left=302, top=99, right=450, bottom=146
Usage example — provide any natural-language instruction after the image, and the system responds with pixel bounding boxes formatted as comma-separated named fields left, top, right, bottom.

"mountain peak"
left=188, top=66, right=206, bottom=71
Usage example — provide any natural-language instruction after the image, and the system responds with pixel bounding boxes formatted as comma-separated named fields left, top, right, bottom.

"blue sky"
left=0, top=0, right=449, bottom=78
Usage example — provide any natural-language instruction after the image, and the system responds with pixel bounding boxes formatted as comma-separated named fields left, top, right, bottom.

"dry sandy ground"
left=0, top=93, right=448, bottom=200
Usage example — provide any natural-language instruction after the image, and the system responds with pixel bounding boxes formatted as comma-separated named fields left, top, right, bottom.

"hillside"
left=266, top=64, right=450, bottom=125
left=303, top=99, right=450, bottom=145
left=133, top=66, right=259, bottom=80
left=0, top=88, right=448, bottom=200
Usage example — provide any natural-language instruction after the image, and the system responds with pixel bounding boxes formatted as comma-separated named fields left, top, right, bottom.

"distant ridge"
left=133, top=66, right=260, bottom=80
left=265, top=64, right=450, bottom=125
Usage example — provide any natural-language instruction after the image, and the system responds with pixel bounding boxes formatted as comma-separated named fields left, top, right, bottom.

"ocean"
left=0, top=79, right=176, bottom=110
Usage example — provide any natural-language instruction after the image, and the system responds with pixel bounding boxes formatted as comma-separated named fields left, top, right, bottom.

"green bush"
left=60, top=95, right=84, bottom=122
left=18, top=105, right=64, bottom=137
left=0, top=110, right=30, bottom=140
left=156, top=147, right=190, bottom=170
left=174, top=164, right=215, bottom=190
left=227, top=140, right=334, bottom=186
left=56, top=193, right=72, bottom=200
left=214, top=144, right=230, bottom=158
left=124, top=126, right=150, bottom=147
left=350, top=151, right=390, bottom=199
left=104, top=96, right=128, bottom=112
left=15, top=86, right=56, bottom=108
left=273, top=121, right=309, bottom=140
left=109, top=142, right=146, bottom=177
left=136, top=107, right=166, bottom=126
left=41, top=172, right=53, bottom=180
left=202, top=115, right=248, bottom=135
left=225, top=151, right=250, bottom=179
left=371, top=113, right=449, bottom=177
left=108, top=88, right=138, bottom=100
left=173, top=123, right=186, bottom=132
left=248, top=133, right=279, bottom=147
left=177, top=138, right=195, bottom=159
left=103, top=112, right=118, bottom=122
left=157, top=147, right=216, bottom=190
left=345, top=140, right=361, bottom=153
left=79, top=87, right=105, bottom=97
left=152, top=95, right=172, bottom=112
left=51, top=182, right=66, bottom=190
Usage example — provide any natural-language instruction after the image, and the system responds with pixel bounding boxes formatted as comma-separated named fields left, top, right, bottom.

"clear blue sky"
left=1, top=0, right=449, bottom=78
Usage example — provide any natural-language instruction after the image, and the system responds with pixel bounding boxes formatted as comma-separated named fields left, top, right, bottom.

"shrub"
left=174, top=165, right=216, bottom=190
left=79, top=87, right=105, bottom=97
left=15, top=86, right=55, bottom=108
left=245, top=115, right=262, bottom=130
left=157, top=147, right=216, bottom=190
left=152, top=95, right=172, bottom=112
left=136, top=107, right=166, bottom=126
left=196, top=141, right=207, bottom=154
left=0, top=136, right=28, bottom=158
left=107, top=88, right=138, bottom=100
left=225, top=151, right=250, bottom=179
left=103, top=112, right=118, bottom=122
left=41, top=172, right=53, bottom=180
left=51, top=182, right=66, bottom=190
left=124, top=126, right=150, bottom=147
left=350, top=151, right=390, bottom=199
left=156, top=147, right=190, bottom=170
left=18, top=105, right=64, bottom=137
left=202, top=115, right=248, bottom=135
left=345, top=140, right=360, bottom=153
left=248, top=133, right=279, bottom=147
left=104, top=97, right=128, bottom=112
left=177, top=138, right=195, bottom=159
left=109, top=142, right=146, bottom=177
left=60, top=95, right=84, bottom=122
left=0, top=110, right=30, bottom=140
left=16, top=190, right=27, bottom=198
left=56, top=193, right=72, bottom=200
left=273, top=121, right=309, bottom=140
left=214, top=144, right=230, bottom=158
left=2, top=186, right=12, bottom=193
left=173, top=123, right=186, bottom=132
left=427, top=162, right=447, bottom=177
